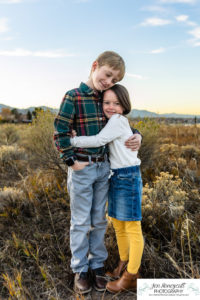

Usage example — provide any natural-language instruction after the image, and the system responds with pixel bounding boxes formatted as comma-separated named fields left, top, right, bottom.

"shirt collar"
left=79, top=82, right=102, bottom=98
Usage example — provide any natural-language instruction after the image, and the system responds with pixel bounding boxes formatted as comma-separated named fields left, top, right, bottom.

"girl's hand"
left=71, top=130, right=77, bottom=137
left=71, top=161, right=89, bottom=171
left=125, top=134, right=142, bottom=151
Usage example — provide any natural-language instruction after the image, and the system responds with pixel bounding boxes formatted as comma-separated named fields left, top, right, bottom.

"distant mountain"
left=0, top=103, right=13, bottom=111
left=128, top=109, right=200, bottom=119
left=159, top=113, right=200, bottom=118
left=0, top=104, right=58, bottom=115
left=128, top=109, right=158, bottom=118
left=0, top=103, right=199, bottom=119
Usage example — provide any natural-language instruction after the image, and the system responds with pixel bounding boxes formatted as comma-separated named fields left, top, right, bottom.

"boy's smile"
left=103, top=89, right=124, bottom=119
left=87, top=62, right=120, bottom=91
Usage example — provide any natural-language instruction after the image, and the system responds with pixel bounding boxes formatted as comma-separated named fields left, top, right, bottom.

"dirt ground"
left=69, top=289, right=137, bottom=300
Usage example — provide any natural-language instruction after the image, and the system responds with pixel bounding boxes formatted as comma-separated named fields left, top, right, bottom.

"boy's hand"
left=67, top=129, right=77, bottom=137
left=71, top=161, right=89, bottom=171
left=125, top=133, right=142, bottom=151
left=71, top=130, right=77, bottom=137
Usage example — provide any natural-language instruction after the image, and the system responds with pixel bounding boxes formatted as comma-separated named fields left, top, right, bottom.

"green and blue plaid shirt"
left=54, top=82, right=140, bottom=161
left=54, top=82, right=108, bottom=160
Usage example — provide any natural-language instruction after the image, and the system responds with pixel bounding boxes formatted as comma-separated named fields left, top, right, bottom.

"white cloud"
left=0, top=0, right=23, bottom=3
left=141, top=17, right=172, bottom=26
left=0, top=48, right=76, bottom=57
left=188, top=26, right=200, bottom=39
left=175, top=15, right=189, bottom=22
left=34, top=50, right=75, bottom=58
left=0, top=18, right=9, bottom=33
left=175, top=15, right=197, bottom=27
left=0, top=36, right=15, bottom=40
left=188, top=26, right=200, bottom=46
left=160, top=0, right=196, bottom=4
left=126, top=73, right=147, bottom=80
left=187, top=21, right=197, bottom=26
left=150, top=47, right=166, bottom=53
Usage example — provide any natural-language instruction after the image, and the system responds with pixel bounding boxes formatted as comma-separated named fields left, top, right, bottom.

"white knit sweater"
left=70, top=114, right=141, bottom=169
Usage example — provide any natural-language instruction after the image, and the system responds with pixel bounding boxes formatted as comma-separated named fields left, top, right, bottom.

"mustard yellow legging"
left=111, top=218, right=144, bottom=274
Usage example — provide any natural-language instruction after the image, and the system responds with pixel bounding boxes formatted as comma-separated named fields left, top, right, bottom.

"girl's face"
left=103, top=89, right=124, bottom=119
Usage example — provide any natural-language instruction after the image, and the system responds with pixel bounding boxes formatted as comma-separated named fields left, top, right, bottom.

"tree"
left=11, top=108, right=20, bottom=121
left=27, top=110, right=32, bottom=121
left=1, top=108, right=13, bottom=122
left=32, top=107, right=44, bottom=118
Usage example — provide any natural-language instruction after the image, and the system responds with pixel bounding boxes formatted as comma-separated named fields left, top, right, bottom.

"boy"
left=54, top=51, right=141, bottom=294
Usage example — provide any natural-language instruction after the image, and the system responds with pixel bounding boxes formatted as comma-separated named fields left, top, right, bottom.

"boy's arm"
left=53, top=93, right=76, bottom=163
left=70, top=114, right=123, bottom=148
left=131, top=127, right=141, bottom=136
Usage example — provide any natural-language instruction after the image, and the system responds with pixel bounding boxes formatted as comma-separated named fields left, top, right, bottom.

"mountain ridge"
left=0, top=103, right=199, bottom=119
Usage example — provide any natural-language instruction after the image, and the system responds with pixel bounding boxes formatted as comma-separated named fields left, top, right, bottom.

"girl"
left=70, top=84, right=144, bottom=293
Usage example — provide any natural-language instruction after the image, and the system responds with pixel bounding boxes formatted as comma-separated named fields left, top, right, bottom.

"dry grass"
left=0, top=115, right=200, bottom=299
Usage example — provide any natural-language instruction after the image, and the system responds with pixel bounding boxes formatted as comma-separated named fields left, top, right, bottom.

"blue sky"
left=0, top=0, right=200, bottom=114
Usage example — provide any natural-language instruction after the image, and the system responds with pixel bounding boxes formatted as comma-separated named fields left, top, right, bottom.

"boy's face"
left=91, top=62, right=120, bottom=91
left=103, top=89, right=124, bottom=119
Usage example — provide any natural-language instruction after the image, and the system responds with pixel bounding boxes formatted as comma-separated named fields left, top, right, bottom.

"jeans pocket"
left=71, top=161, right=88, bottom=172
left=117, top=173, right=133, bottom=181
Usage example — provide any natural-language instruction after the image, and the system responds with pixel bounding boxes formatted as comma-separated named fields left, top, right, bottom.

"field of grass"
left=0, top=111, right=200, bottom=299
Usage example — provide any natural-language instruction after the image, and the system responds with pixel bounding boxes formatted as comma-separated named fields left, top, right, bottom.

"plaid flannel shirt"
left=54, top=82, right=141, bottom=161
left=54, top=82, right=108, bottom=161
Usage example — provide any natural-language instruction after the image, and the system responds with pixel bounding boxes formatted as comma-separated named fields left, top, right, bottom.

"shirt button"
left=99, top=117, right=102, bottom=120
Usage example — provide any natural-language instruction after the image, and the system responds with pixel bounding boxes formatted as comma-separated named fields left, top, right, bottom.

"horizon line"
left=0, top=102, right=200, bottom=116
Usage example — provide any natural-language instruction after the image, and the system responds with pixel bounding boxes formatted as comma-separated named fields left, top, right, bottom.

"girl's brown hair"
left=106, top=84, right=132, bottom=115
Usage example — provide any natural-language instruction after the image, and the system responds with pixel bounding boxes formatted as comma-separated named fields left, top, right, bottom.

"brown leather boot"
left=74, top=272, right=92, bottom=294
left=92, top=267, right=107, bottom=292
left=106, top=260, right=128, bottom=279
left=106, top=270, right=139, bottom=293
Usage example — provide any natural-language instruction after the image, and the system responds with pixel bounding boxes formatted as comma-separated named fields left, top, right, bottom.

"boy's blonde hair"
left=95, top=51, right=125, bottom=81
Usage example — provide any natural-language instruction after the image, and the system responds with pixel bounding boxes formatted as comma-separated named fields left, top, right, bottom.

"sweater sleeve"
left=70, top=114, right=123, bottom=148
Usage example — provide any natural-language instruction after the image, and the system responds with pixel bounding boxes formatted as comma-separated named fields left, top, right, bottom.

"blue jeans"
left=67, top=161, right=110, bottom=273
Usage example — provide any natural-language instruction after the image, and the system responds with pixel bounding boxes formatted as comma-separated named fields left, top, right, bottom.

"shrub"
left=0, top=124, right=20, bottom=145
left=0, top=170, right=71, bottom=299
left=0, top=187, right=25, bottom=221
left=142, top=172, right=187, bottom=229
left=130, top=118, right=160, bottom=183
left=141, top=171, right=200, bottom=278
left=21, top=110, right=66, bottom=175
left=0, top=145, right=28, bottom=184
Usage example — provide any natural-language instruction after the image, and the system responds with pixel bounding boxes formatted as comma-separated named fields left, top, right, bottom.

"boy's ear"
left=92, top=61, right=98, bottom=71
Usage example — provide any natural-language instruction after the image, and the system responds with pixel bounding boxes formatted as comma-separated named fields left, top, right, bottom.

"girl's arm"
left=70, top=114, right=123, bottom=148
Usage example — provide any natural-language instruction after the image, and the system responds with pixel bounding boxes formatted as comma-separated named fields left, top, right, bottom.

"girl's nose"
left=108, top=103, right=114, bottom=109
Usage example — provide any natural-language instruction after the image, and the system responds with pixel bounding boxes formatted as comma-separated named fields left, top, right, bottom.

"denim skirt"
left=108, top=165, right=142, bottom=221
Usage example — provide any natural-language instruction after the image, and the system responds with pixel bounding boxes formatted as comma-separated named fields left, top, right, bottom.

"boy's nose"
left=105, top=78, right=113, bottom=87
